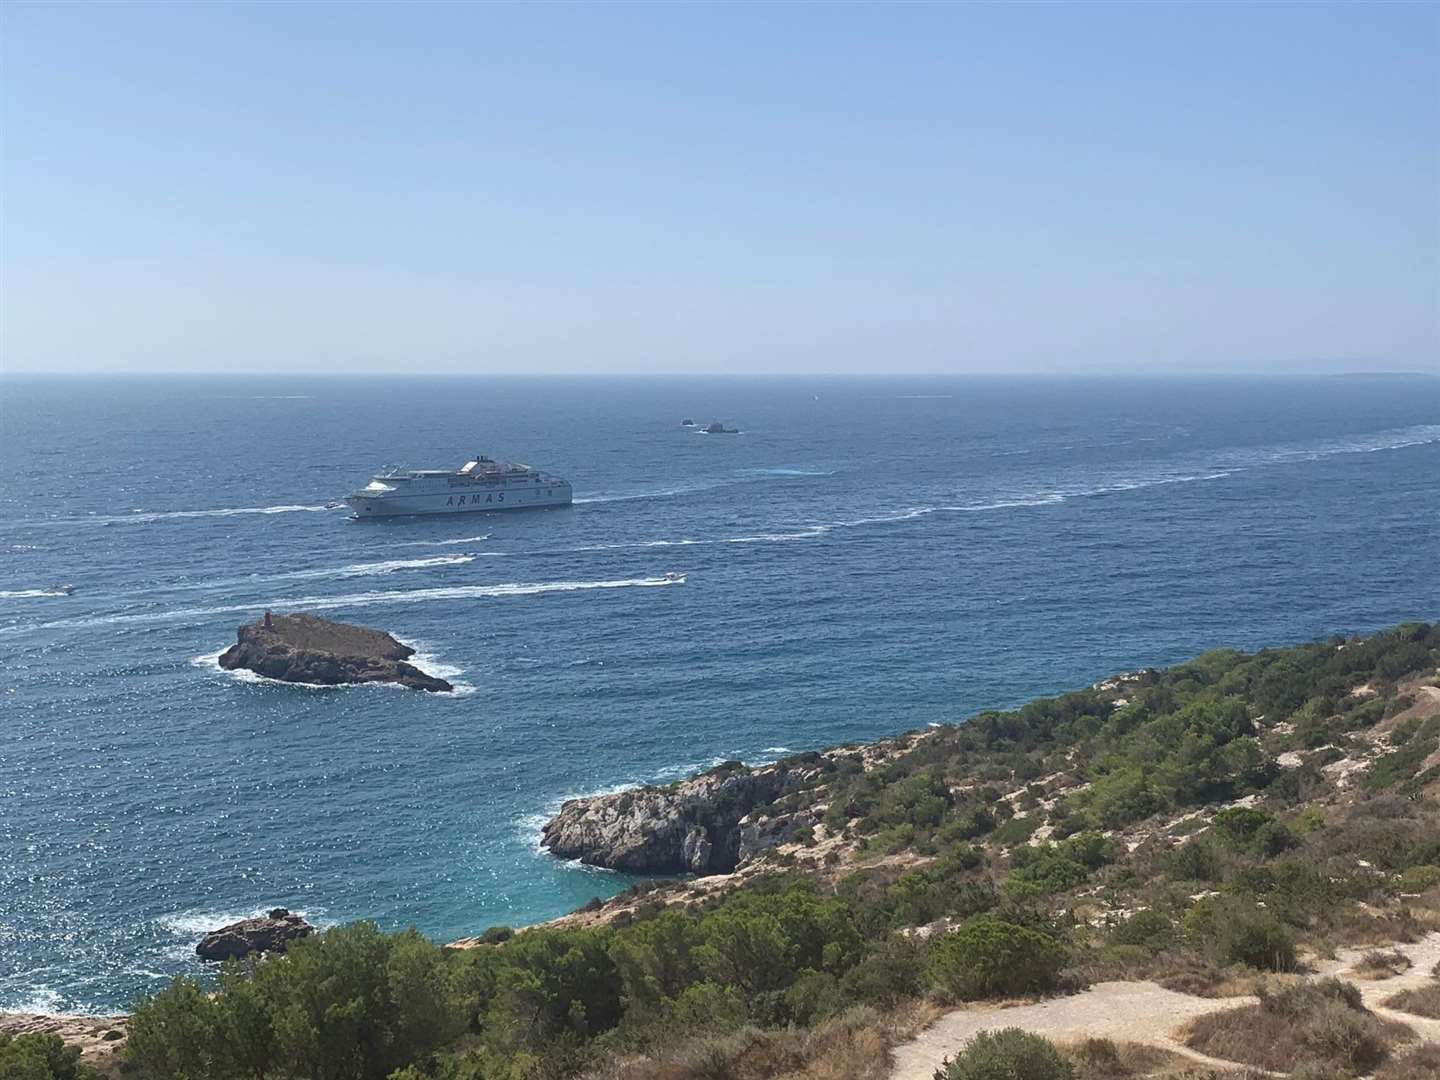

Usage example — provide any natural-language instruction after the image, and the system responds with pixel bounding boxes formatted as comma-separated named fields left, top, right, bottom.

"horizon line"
left=2, top=368, right=1438, bottom=381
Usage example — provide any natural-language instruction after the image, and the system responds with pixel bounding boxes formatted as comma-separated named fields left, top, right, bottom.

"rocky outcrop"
left=541, top=760, right=823, bottom=875
left=195, top=908, right=314, bottom=961
left=218, top=613, right=452, bottom=692
left=737, top=806, right=820, bottom=864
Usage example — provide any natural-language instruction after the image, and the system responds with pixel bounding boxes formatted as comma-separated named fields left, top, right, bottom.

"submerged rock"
left=195, top=908, right=314, bottom=961
left=540, top=760, right=820, bottom=875
left=217, top=612, right=452, bottom=692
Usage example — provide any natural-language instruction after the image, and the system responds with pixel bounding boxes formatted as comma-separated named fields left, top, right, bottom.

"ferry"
left=344, top=454, right=573, bottom=518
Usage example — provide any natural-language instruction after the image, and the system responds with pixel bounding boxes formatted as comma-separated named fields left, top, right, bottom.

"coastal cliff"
left=541, top=760, right=806, bottom=874
left=22, top=625, right=1440, bottom=1080
left=539, top=738, right=917, bottom=875
left=218, top=613, right=452, bottom=692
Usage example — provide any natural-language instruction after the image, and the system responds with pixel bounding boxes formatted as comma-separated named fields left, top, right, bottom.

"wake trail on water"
left=101, top=504, right=341, bottom=524
left=262, top=554, right=476, bottom=582
left=0, top=587, right=75, bottom=599
left=3, top=576, right=684, bottom=636
left=393, top=534, right=491, bottom=547
left=471, top=422, right=1440, bottom=558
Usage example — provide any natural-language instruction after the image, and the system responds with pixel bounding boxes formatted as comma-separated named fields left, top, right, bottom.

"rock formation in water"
left=540, top=758, right=825, bottom=875
left=195, top=908, right=315, bottom=961
left=217, top=612, right=452, bottom=692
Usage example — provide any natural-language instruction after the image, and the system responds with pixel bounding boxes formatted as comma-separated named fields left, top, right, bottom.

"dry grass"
left=1060, top=1037, right=1200, bottom=1078
left=1152, top=959, right=1261, bottom=999
left=1374, top=1042, right=1440, bottom=1080
left=1182, top=979, right=1412, bottom=1076
left=1352, top=949, right=1413, bottom=980
left=1323, top=906, right=1427, bottom=949
left=591, top=1006, right=909, bottom=1080
left=1383, top=982, right=1440, bottom=1020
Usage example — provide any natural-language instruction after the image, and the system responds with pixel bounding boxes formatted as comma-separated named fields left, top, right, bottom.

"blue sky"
left=1, top=1, right=1436, bottom=375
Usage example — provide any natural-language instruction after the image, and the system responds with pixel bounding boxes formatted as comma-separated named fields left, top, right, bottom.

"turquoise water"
left=1, top=375, right=1437, bottom=1013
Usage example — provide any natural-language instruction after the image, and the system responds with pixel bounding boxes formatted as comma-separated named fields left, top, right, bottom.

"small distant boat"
left=680, top=418, right=695, bottom=427
left=54, top=584, right=76, bottom=596
left=704, top=422, right=739, bottom=434
left=663, top=572, right=684, bottom=582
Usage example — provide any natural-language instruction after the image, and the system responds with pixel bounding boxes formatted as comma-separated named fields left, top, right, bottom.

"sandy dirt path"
left=888, top=932, right=1440, bottom=1080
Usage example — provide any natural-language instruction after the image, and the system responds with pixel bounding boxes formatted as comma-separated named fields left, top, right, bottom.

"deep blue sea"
left=1, top=375, right=1437, bottom=1014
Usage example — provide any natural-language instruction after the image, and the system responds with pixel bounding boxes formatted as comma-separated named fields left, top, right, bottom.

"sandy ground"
left=888, top=932, right=1440, bottom=1080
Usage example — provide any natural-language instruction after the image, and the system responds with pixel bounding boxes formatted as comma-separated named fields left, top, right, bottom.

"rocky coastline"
left=538, top=734, right=921, bottom=877
left=540, top=759, right=811, bottom=875
left=218, top=612, right=452, bottom=692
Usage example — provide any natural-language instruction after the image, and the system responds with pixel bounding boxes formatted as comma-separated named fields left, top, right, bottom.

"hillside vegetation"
left=29, top=623, right=1440, bottom=1079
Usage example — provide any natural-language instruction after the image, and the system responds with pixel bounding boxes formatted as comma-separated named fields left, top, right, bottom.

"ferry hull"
left=345, top=487, right=572, bottom=518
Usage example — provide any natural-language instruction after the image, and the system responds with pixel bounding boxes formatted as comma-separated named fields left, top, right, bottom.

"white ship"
left=343, top=454, right=573, bottom=518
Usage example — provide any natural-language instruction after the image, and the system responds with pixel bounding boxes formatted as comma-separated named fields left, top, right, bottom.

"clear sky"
left=1, top=0, right=1436, bottom=376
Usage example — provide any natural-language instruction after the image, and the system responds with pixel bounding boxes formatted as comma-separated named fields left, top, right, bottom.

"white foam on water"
left=9, top=576, right=683, bottom=637
left=406, top=643, right=475, bottom=697
left=276, top=554, right=476, bottom=581
left=190, top=648, right=349, bottom=690
left=394, top=534, right=491, bottom=547
left=193, top=642, right=476, bottom=697
left=0, top=588, right=73, bottom=599
left=159, top=907, right=271, bottom=937
left=96, top=504, right=341, bottom=524
left=739, top=467, right=837, bottom=477
left=5, top=985, right=65, bottom=1015
left=156, top=906, right=331, bottom=960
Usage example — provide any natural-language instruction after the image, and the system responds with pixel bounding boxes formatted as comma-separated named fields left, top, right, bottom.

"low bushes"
left=935, top=1028, right=1073, bottom=1080
left=927, top=917, right=1066, bottom=1001
left=1184, top=979, right=1405, bottom=1076
left=0, top=1032, right=96, bottom=1080
left=1182, top=896, right=1297, bottom=972
left=1353, top=949, right=1411, bottom=980
left=1384, top=983, right=1440, bottom=1020
left=1375, top=1043, right=1440, bottom=1080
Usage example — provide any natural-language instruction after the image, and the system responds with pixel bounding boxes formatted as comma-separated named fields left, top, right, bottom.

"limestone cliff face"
left=218, top=613, right=452, bottom=692
left=541, top=760, right=822, bottom=875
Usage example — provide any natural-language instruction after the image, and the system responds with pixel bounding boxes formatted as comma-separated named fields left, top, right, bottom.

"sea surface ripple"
left=1, top=374, right=1437, bottom=1012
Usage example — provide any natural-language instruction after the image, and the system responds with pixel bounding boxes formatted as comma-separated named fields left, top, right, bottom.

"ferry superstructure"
left=343, top=455, right=573, bottom=518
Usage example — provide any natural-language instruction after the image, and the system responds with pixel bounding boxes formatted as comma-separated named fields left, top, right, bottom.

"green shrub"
left=1183, top=897, right=1297, bottom=972
left=935, top=1028, right=1074, bottom=1080
left=1211, top=806, right=1271, bottom=846
left=1163, top=835, right=1226, bottom=882
left=665, top=981, right=747, bottom=1031
left=782, top=969, right=843, bottom=1025
left=1398, top=865, right=1440, bottom=894
left=1005, top=833, right=1114, bottom=899
left=0, top=1032, right=96, bottom=1080
left=1108, top=908, right=1176, bottom=950
left=927, top=917, right=1066, bottom=1001
left=990, top=815, right=1040, bottom=846
left=838, top=933, right=931, bottom=1005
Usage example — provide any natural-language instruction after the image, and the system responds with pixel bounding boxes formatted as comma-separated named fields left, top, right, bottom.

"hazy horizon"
left=2, top=1, right=1437, bottom=377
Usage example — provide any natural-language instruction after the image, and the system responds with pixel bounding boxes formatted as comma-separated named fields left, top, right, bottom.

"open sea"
left=1, top=374, right=1437, bottom=1014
